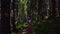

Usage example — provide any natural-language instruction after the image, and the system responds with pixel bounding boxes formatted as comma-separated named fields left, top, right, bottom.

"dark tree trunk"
left=38, top=0, right=44, bottom=20
left=49, top=0, right=52, bottom=18
left=0, top=0, right=11, bottom=34
left=51, top=0, right=57, bottom=18
left=11, top=0, right=17, bottom=32
left=58, top=0, right=60, bottom=17
left=57, top=0, right=60, bottom=34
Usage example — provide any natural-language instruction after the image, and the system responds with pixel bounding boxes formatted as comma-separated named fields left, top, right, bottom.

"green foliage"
left=12, top=0, right=57, bottom=34
left=11, top=32, right=16, bottom=34
left=16, top=20, right=28, bottom=30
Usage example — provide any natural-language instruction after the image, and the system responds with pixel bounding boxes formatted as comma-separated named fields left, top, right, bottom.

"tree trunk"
left=11, top=0, right=17, bottom=32
left=0, top=0, right=11, bottom=34
left=57, top=0, right=60, bottom=34
left=38, top=0, right=44, bottom=20
left=58, top=0, right=60, bottom=17
left=51, top=0, right=57, bottom=18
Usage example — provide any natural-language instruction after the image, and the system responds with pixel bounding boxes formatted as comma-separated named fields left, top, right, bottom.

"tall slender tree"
left=51, top=0, right=57, bottom=18
left=11, top=0, right=18, bottom=32
left=57, top=0, right=60, bottom=33
left=38, top=0, right=44, bottom=20
left=58, top=0, right=60, bottom=17
left=12, top=0, right=16, bottom=32
left=0, top=0, right=11, bottom=34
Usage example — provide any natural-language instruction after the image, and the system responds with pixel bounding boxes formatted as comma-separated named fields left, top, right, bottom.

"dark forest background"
left=0, top=0, right=60, bottom=34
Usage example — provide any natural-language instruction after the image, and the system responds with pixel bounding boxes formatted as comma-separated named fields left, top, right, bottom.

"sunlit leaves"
left=44, top=16, right=48, bottom=19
